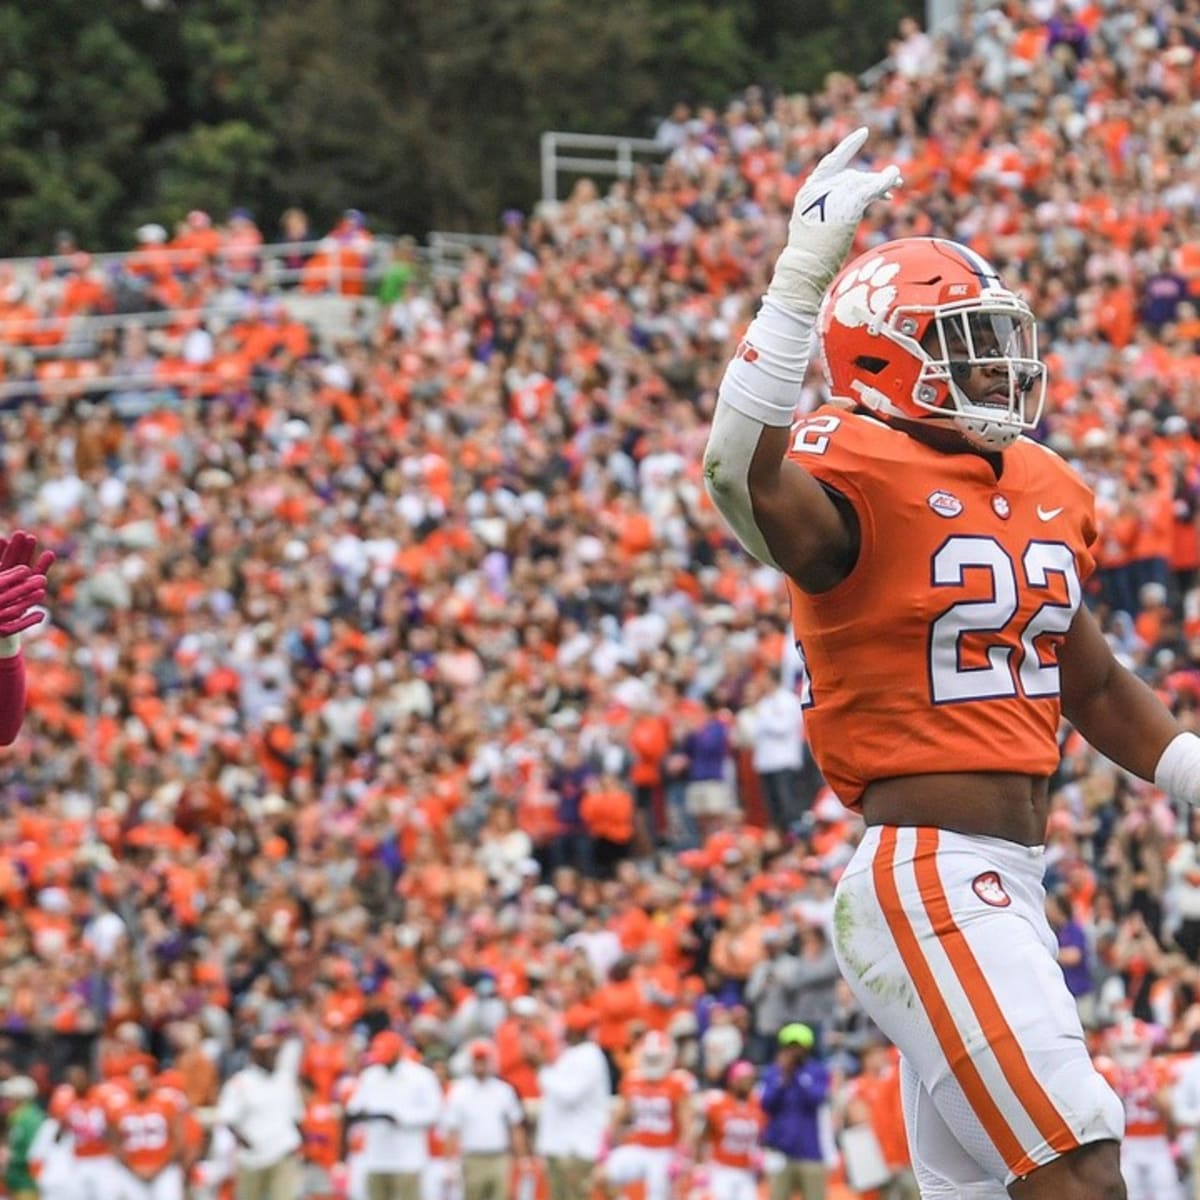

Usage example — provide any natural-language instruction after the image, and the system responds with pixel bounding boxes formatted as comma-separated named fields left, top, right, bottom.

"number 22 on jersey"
left=928, top=536, right=1080, bottom=703
left=794, top=533, right=1080, bottom=707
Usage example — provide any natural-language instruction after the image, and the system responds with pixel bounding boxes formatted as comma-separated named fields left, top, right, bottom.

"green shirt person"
left=377, top=239, right=417, bottom=305
left=2, top=1076, right=44, bottom=1200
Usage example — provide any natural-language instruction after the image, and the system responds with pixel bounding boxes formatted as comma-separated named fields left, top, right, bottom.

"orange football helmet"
left=816, top=237, right=1046, bottom=450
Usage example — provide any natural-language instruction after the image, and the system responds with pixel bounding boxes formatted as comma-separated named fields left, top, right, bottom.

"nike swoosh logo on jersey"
left=1036, top=505, right=1064, bottom=521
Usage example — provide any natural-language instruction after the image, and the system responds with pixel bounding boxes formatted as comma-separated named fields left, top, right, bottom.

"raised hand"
left=0, top=530, right=55, bottom=579
left=768, top=126, right=903, bottom=313
left=0, top=566, right=47, bottom=637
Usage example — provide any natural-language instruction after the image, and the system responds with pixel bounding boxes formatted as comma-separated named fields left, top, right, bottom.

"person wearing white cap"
left=442, top=1041, right=529, bottom=1200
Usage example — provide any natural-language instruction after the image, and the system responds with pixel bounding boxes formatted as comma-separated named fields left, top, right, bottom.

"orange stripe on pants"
left=872, top=826, right=1033, bottom=1177
left=910, top=827, right=1079, bottom=1159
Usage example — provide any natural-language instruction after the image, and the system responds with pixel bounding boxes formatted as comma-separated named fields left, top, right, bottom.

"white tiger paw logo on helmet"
left=831, top=257, right=901, bottom=329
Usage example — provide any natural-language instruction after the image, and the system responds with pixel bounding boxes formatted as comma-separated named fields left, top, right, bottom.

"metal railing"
left=0, top=237, right=378, bottom=288
left=427, top=231, right=502, bottom=278
left=0, top=231, right=509, bottom=356
left=539, top=131, right=669, bottom=205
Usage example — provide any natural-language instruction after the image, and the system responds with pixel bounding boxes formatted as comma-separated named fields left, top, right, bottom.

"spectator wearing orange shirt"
left=171, top=1022, right=218, bottom=1108
left=494, top=996, right=557, bottom=1100
left=1095, top=272, right=1137, bottom=350
left=709, top=902, right=766, bottom=1000
left=840, top=1040, right=915, bottom=1200
left=592, top=957, right=645, bottom=1084
left=579, top=772, right=634, bottom=880
left=629, top=704, right=671, bottom=845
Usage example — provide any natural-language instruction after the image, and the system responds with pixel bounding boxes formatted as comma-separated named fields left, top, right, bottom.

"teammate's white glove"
left=768, top=126, right=902, bottom=314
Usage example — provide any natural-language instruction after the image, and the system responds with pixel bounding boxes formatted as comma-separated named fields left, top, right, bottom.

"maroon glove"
left=0, top=530, right=53, bottom=641
left=0, top=566, right=46, bottom=637
left=0, top=530, right=55, bottom=578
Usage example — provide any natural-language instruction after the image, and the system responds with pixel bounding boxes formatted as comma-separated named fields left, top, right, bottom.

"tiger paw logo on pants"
left=971, top=871, right=1011, bottom=908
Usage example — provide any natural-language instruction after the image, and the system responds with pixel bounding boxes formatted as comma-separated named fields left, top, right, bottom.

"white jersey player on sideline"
left=1096, top=1020, right=1181, bottom=1200
left=28, top=1085, right=77, bottom=1200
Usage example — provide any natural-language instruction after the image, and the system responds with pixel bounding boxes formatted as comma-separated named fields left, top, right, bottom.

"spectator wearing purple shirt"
left=1046, top=4, right=1088, bottom=62
left=1048, top=890, right=1095, bottom=1027
left=1140, top=253, right=1189, bottom=331
left=683, top=702, right=734, bottom=837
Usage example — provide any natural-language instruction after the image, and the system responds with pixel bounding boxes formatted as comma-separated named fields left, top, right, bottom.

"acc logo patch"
left=927, top=490, right=963, bottom=519
left=971, top=871, right=1011, bottom=908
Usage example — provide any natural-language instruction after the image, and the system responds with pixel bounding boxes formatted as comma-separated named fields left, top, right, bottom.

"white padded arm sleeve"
left=1154, top=732, right=1200, bottom=805
left=703, top=300, right=816, bottom=568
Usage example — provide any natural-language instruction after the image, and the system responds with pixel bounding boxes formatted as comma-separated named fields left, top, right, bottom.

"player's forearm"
left=0, top=650, right=26, bottom=746
left=1063, top=661, right=1181, bottom=783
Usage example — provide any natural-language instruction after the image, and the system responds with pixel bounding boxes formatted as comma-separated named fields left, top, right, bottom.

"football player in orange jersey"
left=702, top=127, right=1200, bottom=1200
left=602, top=1031, right=695, bottom=1200
left=109, top=1063, right=185, bottom=1200
left=62, top=1064, right=121, bottom=1200
left=300, top=1074, right=344, bottom=1200
left=693, top=1061, right=765, bottom=1200
left=1095, top=1020, right=1181, bottom=1200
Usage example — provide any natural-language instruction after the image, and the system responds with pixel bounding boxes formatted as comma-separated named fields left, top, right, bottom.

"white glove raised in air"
left=768, top=126, right=903, bottom=314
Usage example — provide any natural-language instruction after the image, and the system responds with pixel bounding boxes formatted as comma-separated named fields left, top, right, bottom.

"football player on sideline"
left=702, top=126, right=1200, bottom=1200
left=0, top=530, right=53, bottom=744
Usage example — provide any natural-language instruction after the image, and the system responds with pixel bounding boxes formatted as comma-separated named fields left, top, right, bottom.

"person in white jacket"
left=215, top=1033, right=305, bottom=1200
left=533, top=1006, right=612, bottom=1200
left=346, top=1031, right=444, bottom=1200
left=28, top=1085, right=74, bottom=1200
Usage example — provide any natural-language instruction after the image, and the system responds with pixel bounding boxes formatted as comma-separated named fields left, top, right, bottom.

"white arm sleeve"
left=703, top=298, right=817, bottom=568
left=1154, top=732, right=1200, bottom=805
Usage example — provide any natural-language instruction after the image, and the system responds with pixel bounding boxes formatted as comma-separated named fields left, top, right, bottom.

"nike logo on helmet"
left=1036, top=505, right=1063, bottom=521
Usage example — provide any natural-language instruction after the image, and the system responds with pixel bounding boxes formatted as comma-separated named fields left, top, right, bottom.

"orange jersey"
left=705, top=1094, right=765, bottom=1169
left=621, top=1071, right=694, bottom=1149
left=845, top=1067, right=909, bottom=1168
left=1098, top=1059, right=1172, bottom=1138
left=785, top=408, right=1096, bottom=808
left=65, top=1093, right=114, bottom=1158
left=113, top=1092, right=179, bottom=1175
left=302, top=1100, right=343, bottom=1170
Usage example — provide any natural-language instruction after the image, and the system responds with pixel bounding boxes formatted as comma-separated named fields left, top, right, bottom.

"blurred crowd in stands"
left=0, top=0, right=1199, bottom=1196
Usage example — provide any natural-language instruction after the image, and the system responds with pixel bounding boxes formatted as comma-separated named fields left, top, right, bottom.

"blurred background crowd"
left=0, top=0, right=1198, bottom=1197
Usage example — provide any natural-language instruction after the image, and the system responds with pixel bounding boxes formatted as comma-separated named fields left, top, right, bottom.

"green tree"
left=0, top=0, right=923, bottom=255
left=0, top=4, right=164, bottom=252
